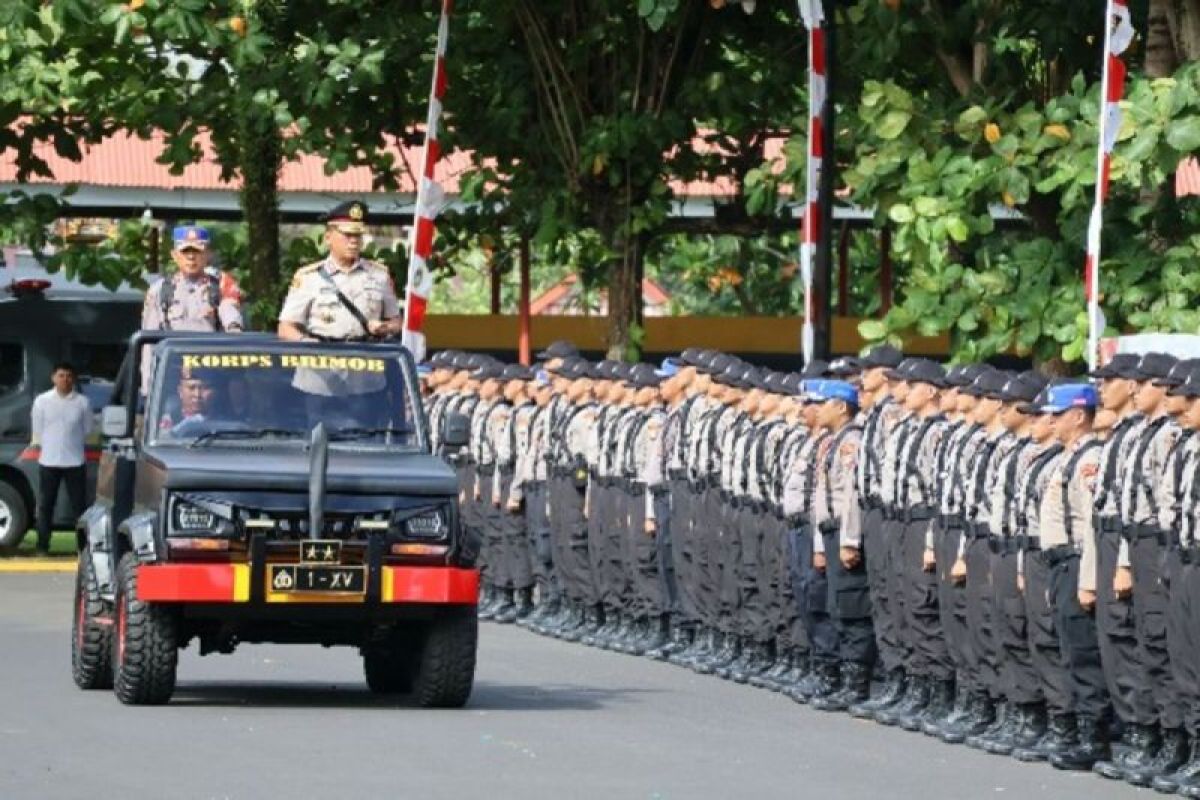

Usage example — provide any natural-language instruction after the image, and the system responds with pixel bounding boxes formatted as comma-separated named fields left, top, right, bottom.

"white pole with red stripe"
left=1085, top=0, right=1133, bottom=369
left=401, top=0, right=453, bottom=363
left=797, top=0, right=825, bottom=364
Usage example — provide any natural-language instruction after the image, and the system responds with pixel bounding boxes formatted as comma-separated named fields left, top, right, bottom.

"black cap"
left=1017, top=376, right=1074, bottom=414
left=1153, top=358, right=1200, bottom=388
left=1131, top=352, right=1178, bottom=382
left=471, top=361, right=504, bottom=381
left=625, top=363, right=664, bottom=388
left=680, top=347, right=708, bottom=367
left=1003, top=372, right=1047, bottom=403
left=780, top=373, right=805, bottom=396
left=962, top=370, right=1011, bottom=399
left=1092, top=353, right=1141, bottom=380
left=905, top=359, right=947, bottom=387
left=800, top=359, right=830, bottom=379
left=556, top=358, right=592, bottom=380
left=885, top=357, right=923, bottom=381
left=701, top=352, right=736, bottom=376
left=535, top=340, right=579, bottom=361
left=1169, top=371, right=1200, bottom=399
left=828, top=356, right=861, bottom=378
left=500, top=364, right=533, bottom=381
left=321, top=200, right=368, bottom=233
left=861, top=344, right=903, bottom=369
left=429, top=350, right=457, bottom=368
left=715, top=361, right=750, bottom=388
left=761, top=371, right=789, bottom=394
left=945, top=363, right=992, bottom=388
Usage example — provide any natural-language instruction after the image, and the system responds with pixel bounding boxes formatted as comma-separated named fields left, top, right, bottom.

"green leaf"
left=946, top=217, right=970, bottom=243
left=876, top=110, right=912, bottom=140
left=1165, top=117, right=1200, bottom=153
left=888, top=203, right=915, bottom=224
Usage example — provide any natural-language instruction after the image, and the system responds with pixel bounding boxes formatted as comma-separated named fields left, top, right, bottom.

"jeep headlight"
left=403, top=510, right=446, bottom=540
left=169, top=498, right=234, bottom=536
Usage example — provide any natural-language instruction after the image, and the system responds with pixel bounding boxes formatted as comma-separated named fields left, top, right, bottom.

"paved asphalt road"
left=0, top=573, right=1141, bottom=800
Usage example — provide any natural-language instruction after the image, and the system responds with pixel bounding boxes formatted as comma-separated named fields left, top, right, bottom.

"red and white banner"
left=401, top=0, right=453, bottom=363
left=797, top=0, right=825, bottom=363
left=1085, top=0, right=1134, bottom=370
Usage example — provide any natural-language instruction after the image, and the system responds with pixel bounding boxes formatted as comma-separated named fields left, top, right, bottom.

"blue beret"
left=1040, top=382, right=1097, bottom=413
left=172, top=225, right=210, bottom=250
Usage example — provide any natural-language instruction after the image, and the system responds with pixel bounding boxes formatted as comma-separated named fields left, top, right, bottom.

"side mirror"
left=101, top=405, right=130, bottom=438
left=442, top=412, right=470, bottom=449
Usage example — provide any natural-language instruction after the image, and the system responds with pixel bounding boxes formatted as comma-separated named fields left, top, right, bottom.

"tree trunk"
left=1171, top=0, right=1200, bottom=61
left=239, top=105, right=282, bottom=331
left=604, top=230, right=644, bottom=362
left=1147, top=0, right=1180, bottom=77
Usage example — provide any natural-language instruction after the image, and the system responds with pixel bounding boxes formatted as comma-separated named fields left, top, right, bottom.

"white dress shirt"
left=31, top=389, right=93, bottom=468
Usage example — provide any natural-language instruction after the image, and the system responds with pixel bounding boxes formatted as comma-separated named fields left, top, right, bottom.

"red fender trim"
left=137, top=564, right=248, bottom=603
left=382, top=566, right=478, bottom=605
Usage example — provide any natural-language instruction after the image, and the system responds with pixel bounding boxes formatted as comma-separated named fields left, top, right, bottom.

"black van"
left=0, top=263, right=141, bottom=548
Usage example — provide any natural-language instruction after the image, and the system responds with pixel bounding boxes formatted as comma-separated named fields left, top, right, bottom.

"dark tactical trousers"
left=902, top=512, right=951, bottom=680
left=1164, top=549, right=1200, bottom=736
left=612, top=480, right=636, bottom=615
left=628, top=482, right=661, bottom=619
left=1048, top=551, right=1111, bottom=720
left=652, top=492, right=677, bottom=618
left=775, top=513, right=806, bottom=653
left=457, top=463, right=483, bottom=567
left=524, top=482, right=555, bottom=600
left=716, top=496, right=742, bottom=636
left=475, top=468, right=498, bottom=585
left=1095, top=518, right=1153, bottom=725
left=936, top=521, right=973, bottom=682
left=497, top=469, right=533, bottom=591
left=550, top=473, right=595, bottom=606
left=668, top=477, right=699, bottom=625
left=863, top=506, right=903, bottom=671
left=695, top=485, right=722, bottom=630
left=1022, top=549, right=1074, bottom=715
left=792, top=523, right=836, bottom=663
left=1129, top=529, right=1182, bottom=730
left=886, top=514, right=913, bottom=670
left=991, top=546, right=1040, bottom=704
left=736, top=501, right=771, bottom=644
left=964, top=533, right=1000, bottom=697
left=586, top=481, right=613, bottom=609
left=822, top=527, right=877, bottom=666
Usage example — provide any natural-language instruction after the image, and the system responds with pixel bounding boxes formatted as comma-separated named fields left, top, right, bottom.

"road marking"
left=0, top=560, right=75, bottom=573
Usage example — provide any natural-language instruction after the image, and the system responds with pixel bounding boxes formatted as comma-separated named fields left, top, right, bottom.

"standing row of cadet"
left=423, top=342, right=1200, bottom=794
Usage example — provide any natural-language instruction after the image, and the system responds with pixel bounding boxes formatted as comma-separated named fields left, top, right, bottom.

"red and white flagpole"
left=1085, top=0, right=1133, bottom=369
left=401, top=0, right=453, bottom=363
left=797, top=0, right=826, bottom=364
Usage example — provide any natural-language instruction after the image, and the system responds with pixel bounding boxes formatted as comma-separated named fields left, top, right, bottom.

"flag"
left=401, top=0, right=453, bottom=363
left=796, top=0, right=826, bottom=364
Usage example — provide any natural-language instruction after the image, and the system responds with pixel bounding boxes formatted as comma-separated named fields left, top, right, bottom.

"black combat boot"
left=876, top=676, right=930, bottom=727
left=618, top=616, right=651, bottom=656
left=890, top=676, right=934, bottom=731
left=477, top=584, right=499, bottom=620
left=789, top=660, right=840, bottom=705
left=965, top=701, right=1009, bottom=750
left=811, top=663, right=872, bottom=712
left=669, top=625, right=709, bottom=667
left=692, top=630, right=730, bottom=675
left=750, top=646, right=791, bottom=690
left=489, top=588, right=517, bottom=623
left=733, top=641, right=774, bottom=685
left=1013, top=712, right=1077, bottom=762
left=681, top=627, right=719, bottom=670
left=550, top=601, right=585, bottom=639
left=987, top=703, right=1046, bottom=756
left=603, top=611, right=635, bottom=651
left=776, top=651, right=811, bottom=695
left=638, top=615, right=672, bottom=656
left=1125, top=726, right=1186, bottom=787
left=1156, top=735, right=1200, bottom=794
left=505, top=587, right=535, bottom=623
left=940, top=693, right=995, bottom=745
left=647, top=621, right=691, bottom=661
left=850, top=668, right=906, bottom=720
left=587, top=607, right=621, bottom=649
left=1095, top=723, right=1159, bottom=780
left=923, top=685, right=969, bottom=738
left=711, top=635, right=745, bottom=680
left=576, top=605, right=608, bottom=645
left=1051, top=716, right=1111, bottom=771
left=909, top=679, right=955, bottom=734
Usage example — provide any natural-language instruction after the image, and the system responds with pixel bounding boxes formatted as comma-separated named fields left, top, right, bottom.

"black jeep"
left=72, top=332, right=477, bottom=707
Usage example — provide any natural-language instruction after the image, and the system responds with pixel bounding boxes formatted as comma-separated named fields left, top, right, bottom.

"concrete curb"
left=0, top=560, right=76, bottom=573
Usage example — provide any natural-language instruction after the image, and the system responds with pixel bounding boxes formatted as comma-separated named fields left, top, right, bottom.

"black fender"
left=118, top=512, right=159, bottom=565
left=78, top=505, right=117, bottom=602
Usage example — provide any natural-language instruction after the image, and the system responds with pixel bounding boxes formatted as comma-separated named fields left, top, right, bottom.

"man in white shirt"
left=30, top=363, right=92, bottom=555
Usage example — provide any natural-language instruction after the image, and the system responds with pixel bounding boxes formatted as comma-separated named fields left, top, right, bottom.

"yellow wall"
left=425, top=315, right=948, bottom=356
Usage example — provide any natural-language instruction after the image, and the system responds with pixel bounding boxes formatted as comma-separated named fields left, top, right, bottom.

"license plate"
left=269, top=565, right=365, bottom=594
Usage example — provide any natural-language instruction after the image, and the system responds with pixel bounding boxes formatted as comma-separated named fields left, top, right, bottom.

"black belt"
left=905, top=506, right=936, bottom=523
left=1124, top=522, right=1166, bottom=544
left=1016, top=534, right=1041, bottom=553
left=1099, top=516, right=1122, bottom=534
left=965, top=522, right=991, bottom=540
left=1039, top=545, right=1078, bottom=567
left=988, top=537, right=1021, bottom=555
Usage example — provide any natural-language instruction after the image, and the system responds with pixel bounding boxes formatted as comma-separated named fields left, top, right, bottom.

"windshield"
left=147, top=347, right=420, bottom=450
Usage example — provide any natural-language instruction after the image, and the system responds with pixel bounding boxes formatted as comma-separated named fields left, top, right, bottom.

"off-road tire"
left=113, top=553, right=178, bottom=705
left=71, top=553, right=113, bottom=690
left=363, top=636, right=420, bottom=695
left=412, top=609, right=477, bottom=708
left=0, top=480, right=30, bottom=549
